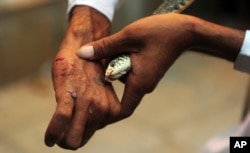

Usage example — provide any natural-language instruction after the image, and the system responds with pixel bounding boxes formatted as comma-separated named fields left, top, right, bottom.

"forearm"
left=188, top=16, right=245, bottom=61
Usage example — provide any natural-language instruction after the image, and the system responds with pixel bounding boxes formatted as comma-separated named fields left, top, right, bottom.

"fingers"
left=45, top=92, right=101, bottom=150
left=47, top=87, right=121, bottom=150
left=44, top=91, right=74, bottom=147
left=58, top=97, right=89, bottom=149
left=56, top=95, right=102, bottom=150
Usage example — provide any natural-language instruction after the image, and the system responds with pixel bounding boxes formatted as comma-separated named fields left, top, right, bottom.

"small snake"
left=105, top=0, right=195, bottom=82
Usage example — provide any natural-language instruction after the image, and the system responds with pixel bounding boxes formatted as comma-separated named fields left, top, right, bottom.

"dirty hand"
left=44, top=7, right=121, bottom=150
left=77, top=13, right=194, bottom=121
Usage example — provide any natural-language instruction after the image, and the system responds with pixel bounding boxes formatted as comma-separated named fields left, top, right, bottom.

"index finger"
left=119, top=78, right=145, bottom=120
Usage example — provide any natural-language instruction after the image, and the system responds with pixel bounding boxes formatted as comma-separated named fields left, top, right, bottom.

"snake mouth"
left=105, top=70, right=128, bottom=82
left=104, top=71, right=114, bottom=82
left=104, top=76, right=113, bottom=83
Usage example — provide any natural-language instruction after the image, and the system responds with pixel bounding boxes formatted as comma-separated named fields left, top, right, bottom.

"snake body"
left=105, top=0, right=195, bottom=82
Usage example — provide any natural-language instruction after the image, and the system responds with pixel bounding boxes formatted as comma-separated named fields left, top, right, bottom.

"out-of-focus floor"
left=0, top=52, right=249, bottom=153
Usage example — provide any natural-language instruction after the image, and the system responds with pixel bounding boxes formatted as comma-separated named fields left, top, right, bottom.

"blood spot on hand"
left=53, top=57, right=77, bottom=77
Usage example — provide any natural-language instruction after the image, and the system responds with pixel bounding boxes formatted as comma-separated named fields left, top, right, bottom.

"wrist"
left=70, top=6, right=111, bottom=40
left=59, top=6, right=111, bottom=53
left=58, top=6, right=111, bottom=55
left=67, top=0, right=120, bottom=22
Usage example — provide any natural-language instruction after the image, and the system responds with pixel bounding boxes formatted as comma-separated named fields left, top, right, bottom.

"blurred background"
left=0, top=0, right=250, bottom=152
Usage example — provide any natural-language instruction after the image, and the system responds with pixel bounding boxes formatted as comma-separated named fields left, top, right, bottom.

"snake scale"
left=105, top=0, right=195, bottom=82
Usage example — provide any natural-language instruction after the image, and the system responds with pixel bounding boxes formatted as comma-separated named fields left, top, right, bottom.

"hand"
left=77, top=13, right=194, bottom=122
left=44, top=7, right=121, bottom=150
left=77, top=13, right=244, bottom=123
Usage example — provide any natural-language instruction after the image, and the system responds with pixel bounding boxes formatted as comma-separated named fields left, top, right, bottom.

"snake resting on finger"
left=105, top=0, right=195, bottom=82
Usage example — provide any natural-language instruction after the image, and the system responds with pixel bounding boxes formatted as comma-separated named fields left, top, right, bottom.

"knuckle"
left=82, top=94, right=95, bottom=105
left=82, top=93, right=109, bottom=114
left=55, top=91, right=75, bottom=106
left=94, top=38, right=112, bottom=58
left=98, top=103, right=109, bottom=114
left=93, top=99, right=110, bottom=114
left=84, top=92, right=109, bottom=113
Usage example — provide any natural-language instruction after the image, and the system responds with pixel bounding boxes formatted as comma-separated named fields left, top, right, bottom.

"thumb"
left=77, top=35, right=124, bottom=60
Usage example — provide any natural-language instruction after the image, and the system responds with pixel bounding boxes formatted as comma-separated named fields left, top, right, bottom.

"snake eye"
left=174, top=4, right=180, bottom=9
left=180, top=1, right=185, bottom=5
left=110, top=61, right=116, bottom=67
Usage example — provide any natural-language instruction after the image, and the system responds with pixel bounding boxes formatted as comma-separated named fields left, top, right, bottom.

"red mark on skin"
left=55, top=57, right=65, bottom=62
left=53, top=57, right=77, bottom=77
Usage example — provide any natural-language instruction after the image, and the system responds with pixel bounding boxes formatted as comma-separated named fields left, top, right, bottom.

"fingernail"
left=77, top=46, right=94, bottom=59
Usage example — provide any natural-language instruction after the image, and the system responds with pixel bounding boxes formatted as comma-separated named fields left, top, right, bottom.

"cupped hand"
left=44, top=7, right=121, bottom=150
left=77, top=13, right=194, bottom=121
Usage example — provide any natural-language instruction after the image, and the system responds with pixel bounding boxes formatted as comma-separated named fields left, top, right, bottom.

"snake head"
left=105, top=55, right=131, bottom=82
